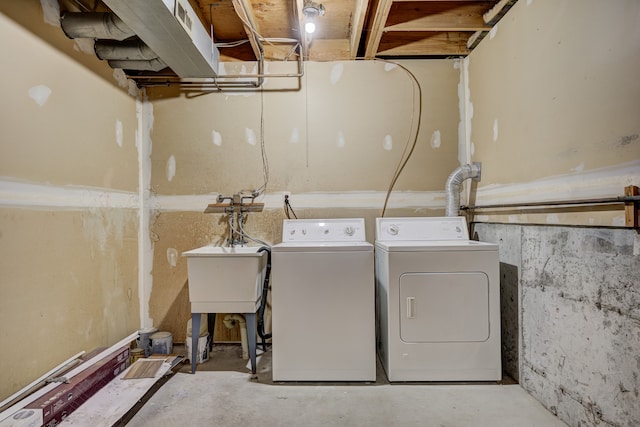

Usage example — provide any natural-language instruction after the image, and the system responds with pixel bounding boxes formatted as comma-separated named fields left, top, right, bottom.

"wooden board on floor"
left=59, top=360, right=175, bottom=426
left=122, top=359, right=164, bottom=379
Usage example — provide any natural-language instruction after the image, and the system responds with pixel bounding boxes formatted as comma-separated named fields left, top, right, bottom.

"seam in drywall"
left=0, top=179, right=138, bottom=209
left=153, top=190, right=447, bottom=212
left=475, top=160, right=640, bottom=204
left=136, top=96, right=154, bottom=330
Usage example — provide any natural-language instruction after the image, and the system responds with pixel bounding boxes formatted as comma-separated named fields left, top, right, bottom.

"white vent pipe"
left=60, top=12, right=135, bottom=41
left=95, top=40, right=159, bottom=61
left=445, top=162, right=482, bottom=217
left=223, top=314, right=249, bottom=360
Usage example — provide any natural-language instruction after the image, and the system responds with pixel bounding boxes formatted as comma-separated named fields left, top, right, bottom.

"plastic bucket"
left=150, top=331, right=173, bottom=355
left=186, top=330, right=210, bottom=364
left=137, top=327, right=158, bottom=357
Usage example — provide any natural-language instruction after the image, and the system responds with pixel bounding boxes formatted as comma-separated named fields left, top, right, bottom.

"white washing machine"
left=271, top=218, right=376, bottom=381
left=375, top=217, right=501, bottom=382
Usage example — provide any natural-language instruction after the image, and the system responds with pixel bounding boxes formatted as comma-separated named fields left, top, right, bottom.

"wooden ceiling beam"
left=384, top=2, right=491, bottom=32
left=232, top=0, right=262, bottom=59
left=377, top=31, right=470, bottom=56
left=364, top=0, right=394, bottom=59
left=349, top=0, right=370, bottom=58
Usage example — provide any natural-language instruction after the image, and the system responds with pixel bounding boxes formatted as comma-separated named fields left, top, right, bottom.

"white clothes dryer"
left=271, top=219, right=376, bottom=381
left=375, top=217, right=501, bottom=382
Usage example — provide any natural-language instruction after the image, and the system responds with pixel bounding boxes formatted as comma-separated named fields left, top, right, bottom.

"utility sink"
left=182, top=246, right=268, bottom=313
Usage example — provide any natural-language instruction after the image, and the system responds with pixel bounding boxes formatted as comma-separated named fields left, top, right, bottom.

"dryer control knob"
left=388, top=225, right=399, bottom=235
left=344, top=226, right=355, bottom=236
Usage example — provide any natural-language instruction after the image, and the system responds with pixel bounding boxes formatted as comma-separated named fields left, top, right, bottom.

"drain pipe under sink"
left=445, top=162, right=482, bottom=217
left=223, top=314, right=249, bottom=360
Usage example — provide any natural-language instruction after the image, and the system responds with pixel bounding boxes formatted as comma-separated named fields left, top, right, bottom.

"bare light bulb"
left=305, top=21, right=316, bottom=34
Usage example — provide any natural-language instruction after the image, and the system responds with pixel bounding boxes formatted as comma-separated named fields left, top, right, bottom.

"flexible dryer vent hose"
left=445, top=162, right=482, bottom=217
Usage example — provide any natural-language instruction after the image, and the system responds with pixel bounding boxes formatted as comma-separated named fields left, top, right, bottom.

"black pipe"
left=461, top=195, right=640, bottom=211
left=257, top=246, right=272, bottom=351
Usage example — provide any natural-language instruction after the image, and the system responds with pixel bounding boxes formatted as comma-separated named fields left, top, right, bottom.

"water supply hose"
left=257, top=246, right=272, bottom=351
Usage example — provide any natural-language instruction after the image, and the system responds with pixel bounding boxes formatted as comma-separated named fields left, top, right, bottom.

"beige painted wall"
left=146, top=59, right=461, bottom=341
left=0, top=6, right=139, bottom=401
left=466, top=0, right=640, bottom=226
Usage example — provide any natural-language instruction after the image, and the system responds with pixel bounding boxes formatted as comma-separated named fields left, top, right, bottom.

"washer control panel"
left=282, top=219, right=367, bottom=242
left=376, top=217, right=469, bottom=241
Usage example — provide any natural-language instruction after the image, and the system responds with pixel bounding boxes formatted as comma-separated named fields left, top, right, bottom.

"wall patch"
left=28, top=85, right=51, bottom=106
left=330, top=63, right=344, bottom=85
left=571, top=162, right=585, bottom=173
left=431, top=130, right=441, bottom=148
left=40, top=0, right=60, bottom=26
left=167, top=248, right=179, bottom=267
left=166, top=155, right=176, bottom=182
left=493, top=119, right=499, bottom=143
left=290, top=127, right=300, bottom=144
left=116, top=120, right=123, bottom=147
left=383, top=135, right=393, bottom=151
left=489, top=25, right=498, bottom=40
left=246, top=128, right=257, bottom=146
left=337, top=131, right=345, bottom=148
left=212, top=130, right=222, bottom=146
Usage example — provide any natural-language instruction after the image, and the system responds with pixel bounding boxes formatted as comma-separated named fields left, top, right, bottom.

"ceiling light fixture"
left=302, top=0, right=325, bottom=34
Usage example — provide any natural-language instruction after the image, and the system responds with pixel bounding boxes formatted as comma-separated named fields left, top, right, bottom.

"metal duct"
left=95, top=39, right=158, bottom=61
left=102, top=0, right=219, bottom=77
left=445, top=162, right=482, bottom=217
left=107, top=58, right=167, bottom=72
left=60, top=12, right=135, bottom=41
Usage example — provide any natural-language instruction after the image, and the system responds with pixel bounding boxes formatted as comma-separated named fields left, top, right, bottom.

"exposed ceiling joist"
left=57, top=0, right=515, bottom=79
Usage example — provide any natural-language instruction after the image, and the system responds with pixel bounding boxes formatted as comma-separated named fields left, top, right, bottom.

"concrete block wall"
left=473, top=223, right=640, bottom=427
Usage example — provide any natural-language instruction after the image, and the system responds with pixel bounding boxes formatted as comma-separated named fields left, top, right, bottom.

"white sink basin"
left=182, top=246, right=268, bottom=313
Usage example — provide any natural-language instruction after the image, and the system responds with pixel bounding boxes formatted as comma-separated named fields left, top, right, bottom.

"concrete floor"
left=127, top=344, right=567, bottom=427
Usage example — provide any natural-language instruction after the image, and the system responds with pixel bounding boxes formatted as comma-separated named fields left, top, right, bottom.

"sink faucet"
left=210, top=192, right=264, bottom=247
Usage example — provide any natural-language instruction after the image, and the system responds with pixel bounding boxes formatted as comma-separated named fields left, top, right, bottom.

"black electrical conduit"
left=461, top=195, right=640, bottom=210
left=257, top=246, right=272, bottom=351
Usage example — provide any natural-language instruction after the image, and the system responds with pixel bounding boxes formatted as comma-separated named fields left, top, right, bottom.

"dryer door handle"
left=406, top=297, right=416, bottom=319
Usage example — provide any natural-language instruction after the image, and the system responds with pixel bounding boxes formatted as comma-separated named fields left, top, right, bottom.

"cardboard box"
left=3, top=346, right=129, bottom=427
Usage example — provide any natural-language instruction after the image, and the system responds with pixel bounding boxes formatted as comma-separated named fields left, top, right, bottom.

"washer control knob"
left=301, top=229, right=307, bottom=235
left=324, top=229, right=330, bottom=234
left=344, top=226, right=355, bottom=236
left=289, top=229, right=296, bottom=235
left=388, top=225, right=399, bottom=236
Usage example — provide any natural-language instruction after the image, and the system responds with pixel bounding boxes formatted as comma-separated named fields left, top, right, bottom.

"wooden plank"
left=232, top=0, right=262, bottom=59
left=122, top=359, right=164, bottom=380
left=350, top=0, right=370, bottom=58
left=364, top=0, right=394, bottom=58
left=377, top=31, right=471, bottom=56
left=294, top=0, right=309, bottom=58
left=308, top=38, right=352, bottom=61
left=624, top=185, right=639, bottom=228
left=0, top=332, right=138, bottom=423
left=59, top=362, right=173, bottom=426
left=384, top=1, right=491, bottom=32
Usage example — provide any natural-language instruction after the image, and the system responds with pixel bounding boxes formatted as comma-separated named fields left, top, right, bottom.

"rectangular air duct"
left=101, top=0, right=219, bottom=77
